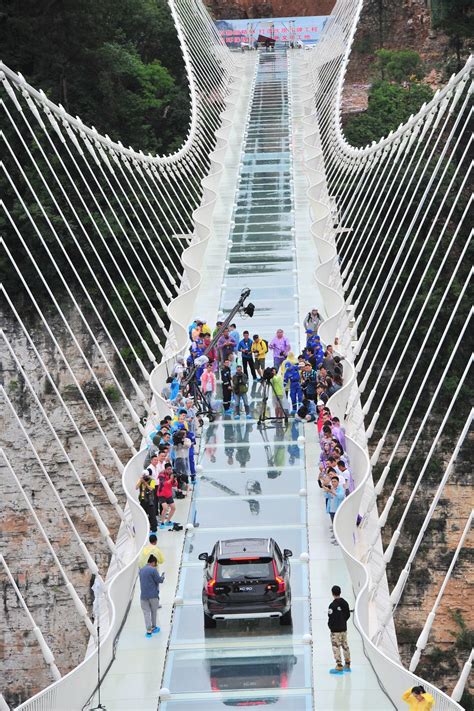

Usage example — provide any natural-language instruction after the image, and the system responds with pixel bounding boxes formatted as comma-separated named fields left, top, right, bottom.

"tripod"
left=257, top=378, right=288, bottom=426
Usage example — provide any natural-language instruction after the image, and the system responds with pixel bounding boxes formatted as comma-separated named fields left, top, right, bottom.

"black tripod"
left=187, top=373, right=215, bottom=420
left=257, top=377, right=288, bottom=426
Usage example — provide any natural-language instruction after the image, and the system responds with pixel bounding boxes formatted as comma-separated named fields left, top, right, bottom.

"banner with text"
left=215, top=16, right=329, bottom=48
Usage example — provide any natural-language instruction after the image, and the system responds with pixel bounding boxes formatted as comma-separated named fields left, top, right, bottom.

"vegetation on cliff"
left=0, top=0, right=189, bottom=153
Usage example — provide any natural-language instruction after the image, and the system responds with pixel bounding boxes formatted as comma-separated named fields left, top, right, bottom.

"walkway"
left=100, top=47, right=394, bottom=711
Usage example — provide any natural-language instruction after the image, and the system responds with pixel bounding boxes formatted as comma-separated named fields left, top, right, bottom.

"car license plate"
left=238, top=586, right=253, bottom=592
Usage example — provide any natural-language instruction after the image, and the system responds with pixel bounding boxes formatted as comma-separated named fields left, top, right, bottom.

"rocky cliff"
left=0, top=308, right=143, bottom=707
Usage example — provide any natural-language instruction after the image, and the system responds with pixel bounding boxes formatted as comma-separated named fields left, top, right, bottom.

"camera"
left=172, top=429, right=186, bottom=446
left=142, top=474, right=151, bottom=482
left=262, top=366, right=274, bottom=382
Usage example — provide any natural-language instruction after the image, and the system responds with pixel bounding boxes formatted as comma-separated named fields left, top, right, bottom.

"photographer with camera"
left=268, top=329, right=291, bottom=369
left=232, top=365, right=251, bottom=420
left=136, top=471, right=158, bottom=534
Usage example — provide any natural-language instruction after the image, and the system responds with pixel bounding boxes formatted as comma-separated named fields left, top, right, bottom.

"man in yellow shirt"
left=138, top=534, right=165, bottom=569
left=251, top=334, right=268, bottom=379
left=402, top=686, right=435, bottom=710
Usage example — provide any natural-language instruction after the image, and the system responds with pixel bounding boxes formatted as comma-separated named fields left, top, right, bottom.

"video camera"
left=262, top=366, right=275, bottom=382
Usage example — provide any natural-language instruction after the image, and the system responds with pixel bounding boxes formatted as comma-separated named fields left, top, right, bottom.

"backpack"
left=262, top=339, right=269, bottom=353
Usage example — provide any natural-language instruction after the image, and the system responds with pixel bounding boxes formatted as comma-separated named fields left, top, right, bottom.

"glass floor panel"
left=191, top=496, right=305, bottom=529
left=183, top=527, right=308, bottom=563
left=223, top=274, right=295, bottom=288
left=228, top=233, right=293, bottom=243
left=220, top=303, right=296, bottom=317
left=162, top=645, right=312, bottom=694
left=234, top=204, right=292, bottom=215
left=177, top=563, right=309, bottom=601
left=201, top=420, right=304, bottom=443
left=228, top=250, right=293, bottom=262
left=195, top=467, right=305, bottom=499
left=199, top=439, right=302, bottom=470
left=227, top=263, right=294, bottom=275
left=232, top=224, right=292, bottom=235
left=162, top=693, right=314, bottom=710
left=169, top=598, right=311, bottom=647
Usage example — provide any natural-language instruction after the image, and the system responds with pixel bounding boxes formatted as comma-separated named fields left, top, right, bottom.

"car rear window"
left=217, top=557, right=273, bottom=580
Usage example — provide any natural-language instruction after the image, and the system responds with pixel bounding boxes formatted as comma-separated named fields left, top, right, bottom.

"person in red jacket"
left=158, top=469, right=176, bottom=528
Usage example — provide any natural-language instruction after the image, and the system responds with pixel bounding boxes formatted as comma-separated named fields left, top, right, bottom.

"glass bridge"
left=161, top=48, right=311, bottom=710
left=98, top=47, right=393, bottom=711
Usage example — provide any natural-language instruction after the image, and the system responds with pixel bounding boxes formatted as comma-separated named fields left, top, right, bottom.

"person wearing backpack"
left=304, top=308, right=324, bottom=335
left=251, top=334, right=268, bottom=380
left=232, top=365, right=251, bottom=419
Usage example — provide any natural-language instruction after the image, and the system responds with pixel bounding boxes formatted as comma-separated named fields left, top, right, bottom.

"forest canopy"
left=0, top=0, right=190, bottom=154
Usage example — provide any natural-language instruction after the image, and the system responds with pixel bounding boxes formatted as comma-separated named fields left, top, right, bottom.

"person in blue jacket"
left=324, top=473, right=345, bottom=525
left=238, top=330, right=257, bottom=379
left=283, top=362, right=303, bottom=413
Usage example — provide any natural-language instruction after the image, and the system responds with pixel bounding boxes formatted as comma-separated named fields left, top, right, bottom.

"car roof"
left=217, top=538, right=272, bottom=557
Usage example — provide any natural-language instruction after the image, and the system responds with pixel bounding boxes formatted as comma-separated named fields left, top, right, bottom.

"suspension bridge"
left=0, top=0, right=472, bottom=709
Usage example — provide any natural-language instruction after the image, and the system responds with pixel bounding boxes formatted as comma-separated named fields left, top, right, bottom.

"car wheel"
left=204, top=613, right=217, bottom=629
left=279, top=609, right=293, bottom=626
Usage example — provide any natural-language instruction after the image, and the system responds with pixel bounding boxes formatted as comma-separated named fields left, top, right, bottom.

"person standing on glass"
left=238, top=330, right=257, bottom=380
left=327, top=585, right=351, bottom=674
left=139, top=555, right=165, bottom=638
left=269, top=329, right=291, bottom=370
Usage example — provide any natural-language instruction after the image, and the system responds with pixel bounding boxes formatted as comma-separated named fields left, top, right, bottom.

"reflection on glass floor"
left=170, top=599, right=311, bottom=647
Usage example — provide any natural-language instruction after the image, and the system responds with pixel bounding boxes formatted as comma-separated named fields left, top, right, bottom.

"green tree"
left=0, top=0, right=189, bottom=153
left=432, top=0, right=474, bottom=71
left=375, top=49, right=424, bottom=82
left=344, top=79, right=433, bottom=148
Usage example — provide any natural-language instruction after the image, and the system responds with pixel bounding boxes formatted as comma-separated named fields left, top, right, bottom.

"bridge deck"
left=98, top=48, right=393, bottom=711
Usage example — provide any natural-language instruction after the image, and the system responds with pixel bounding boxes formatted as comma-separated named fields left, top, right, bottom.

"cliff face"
left=377, top=441, right=474, bottom=696
left=0, top=308, right=143, bottom=707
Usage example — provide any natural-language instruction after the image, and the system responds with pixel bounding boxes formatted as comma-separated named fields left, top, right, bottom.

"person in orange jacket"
left=402, top=686, right=435, bottom=710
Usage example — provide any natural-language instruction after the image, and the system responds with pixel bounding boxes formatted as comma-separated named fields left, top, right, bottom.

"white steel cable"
left=369, top=356, right=472, bottom=587
left=1, top=286, right=129, bottom=527
left=0, top=555, right=62, bottom=681
left=369, top=275, right=472, bottom=468
left=409, top=510, right=473, bottom=672
left=0, top=244, right=128, bottom=471
left=1, top=104, right=159, bottom=370
left=360, top=198, right=472, bottom=403
left=355, top=122, right=472, bottom=362
left=375, top=411, right=473, bottom=638
left=0, top=449, right=97, bottom=640
left=0, top=208, right=140, bottom=448
left=1, top=331, right=122, bottom=562
left=1, top=385, right=105, bottom=580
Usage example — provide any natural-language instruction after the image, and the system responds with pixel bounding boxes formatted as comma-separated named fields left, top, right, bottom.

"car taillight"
left=207, top=561, right=218, bottom=596
left=272, top=560, right=286, bottom=593
left=275, top=576, right=286, bottom=593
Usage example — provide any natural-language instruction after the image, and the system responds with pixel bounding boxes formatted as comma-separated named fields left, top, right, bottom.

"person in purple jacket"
left=331, top=417, right=347, bottom=451
left=269, top=329, right=291, bottom=369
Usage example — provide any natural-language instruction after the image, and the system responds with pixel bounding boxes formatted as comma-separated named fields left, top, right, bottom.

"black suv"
left=198, top=537, right=293, bottom=628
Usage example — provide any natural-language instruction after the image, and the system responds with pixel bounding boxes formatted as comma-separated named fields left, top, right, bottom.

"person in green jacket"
left=270, top=368, right=286, bottom=418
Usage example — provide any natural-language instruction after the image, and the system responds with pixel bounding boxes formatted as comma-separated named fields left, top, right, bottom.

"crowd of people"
left=136, top=306, right=357, bottom=637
